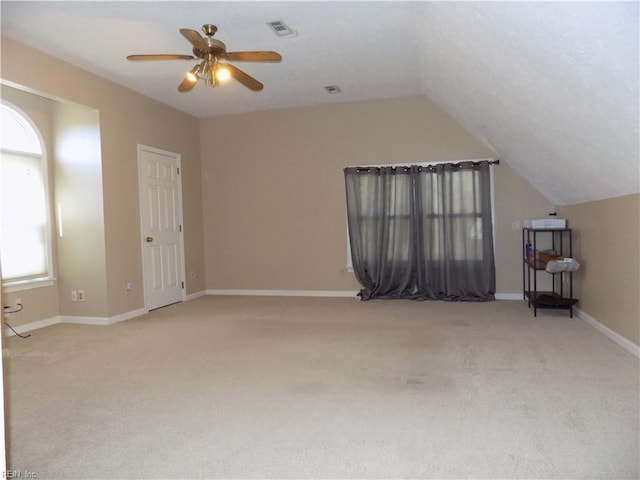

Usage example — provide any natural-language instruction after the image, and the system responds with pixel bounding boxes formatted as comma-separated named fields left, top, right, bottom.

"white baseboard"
left=495, top=293, right=522, bottom=300
left=207, top=289, right=359, bottom=298
left=59, top=308, right=148, bottom=327
left=4, top=316, right=59, bottom=337
left=59, top=315, right=111, bottom=326
left=186, top=290, right=207, bottom=301
left=575, top=308, right=639, bottom=358
left=109, top=308, right=148, bottom=325
left=4, top=307, right=148, bottom=336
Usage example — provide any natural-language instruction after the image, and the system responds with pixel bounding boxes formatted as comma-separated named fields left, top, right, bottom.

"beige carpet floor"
left=4, top=296, right=639, bottom=479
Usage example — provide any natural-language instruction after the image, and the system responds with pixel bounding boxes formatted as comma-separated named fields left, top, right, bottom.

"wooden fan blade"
left=225, top=51, right=282, bottom=62
left=127, top=54, right=194, bottom=61
left=225, top=63, right=264, bottom=91
left=178, top=73, right=198, bottom=92
left=180, top=28, right=208, bottom=51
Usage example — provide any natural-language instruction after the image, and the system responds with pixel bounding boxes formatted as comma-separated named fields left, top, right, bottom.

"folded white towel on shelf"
left=545, top=257, right=581, bottom=273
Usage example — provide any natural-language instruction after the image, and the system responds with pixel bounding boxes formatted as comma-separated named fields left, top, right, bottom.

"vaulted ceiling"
left=1, top=1, right=638, bottom=205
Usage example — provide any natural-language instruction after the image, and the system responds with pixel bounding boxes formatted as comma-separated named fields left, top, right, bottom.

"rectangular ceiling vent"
left=324, top=85, right=342, bottom=94
left=267, top=20, right=297, bottom=38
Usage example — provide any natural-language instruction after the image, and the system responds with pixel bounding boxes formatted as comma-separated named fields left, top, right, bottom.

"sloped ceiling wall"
left=413, top=2, right=639, bottom=205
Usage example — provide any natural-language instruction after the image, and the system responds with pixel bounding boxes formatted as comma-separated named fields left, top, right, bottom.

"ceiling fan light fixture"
left=186, top=64, right=202, bottom=83
left=215, top=64, right=231, bottom=82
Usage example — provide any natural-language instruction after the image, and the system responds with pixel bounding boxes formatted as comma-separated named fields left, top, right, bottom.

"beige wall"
left=493, top=162, right=556, bottom=293
left=53, top=102, right=108, bottom=317
left=200, top=95, right=551, bottom=294
left=557, top=194, right=640, bottom=346
left=1, top=36, right=205, bottom=325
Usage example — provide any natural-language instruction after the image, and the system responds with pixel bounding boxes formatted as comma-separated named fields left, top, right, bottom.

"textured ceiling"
left=1, top=1, right=638, bottom=205
left=414, top=2, right=639, bottom=205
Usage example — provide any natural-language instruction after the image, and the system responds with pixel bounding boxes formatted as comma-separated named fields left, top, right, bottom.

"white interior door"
left=138, top=145, right=185, bottom=310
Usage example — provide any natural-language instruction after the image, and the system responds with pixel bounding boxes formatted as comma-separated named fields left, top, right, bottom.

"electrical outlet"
left=71, top=290, right=78, bottom=302
left=77, top=290, right=85, bottom=301
left=190, top=271, right=196, bottom=279
left=125, top=281, right=133, bottom=293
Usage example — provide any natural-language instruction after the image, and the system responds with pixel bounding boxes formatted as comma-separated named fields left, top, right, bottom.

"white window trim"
left=345, top=158, right=497, bottom=272
left=3, top=278, right=55, bottom=293
left=1, top=100, right=55, bottom=291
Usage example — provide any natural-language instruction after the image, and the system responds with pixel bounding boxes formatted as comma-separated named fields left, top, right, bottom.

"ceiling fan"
left=127, top=24, right=282, bottom=92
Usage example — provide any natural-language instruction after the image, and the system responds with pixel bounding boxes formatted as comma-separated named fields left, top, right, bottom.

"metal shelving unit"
left=522, top=227, right=578, bottom=317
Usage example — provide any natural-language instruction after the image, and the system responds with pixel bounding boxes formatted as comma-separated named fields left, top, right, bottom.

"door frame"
left=137, top=144, right=187, bottom=311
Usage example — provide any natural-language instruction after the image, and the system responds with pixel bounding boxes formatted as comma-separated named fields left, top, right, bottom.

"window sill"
left=2, top=278, right=56, bottom=293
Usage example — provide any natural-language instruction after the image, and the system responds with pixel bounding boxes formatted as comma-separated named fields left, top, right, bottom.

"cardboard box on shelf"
left=537, top=250, right=562, bottom=266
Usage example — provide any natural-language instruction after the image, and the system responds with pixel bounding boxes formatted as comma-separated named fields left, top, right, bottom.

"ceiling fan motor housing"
left=194, top=38, right=227, bottom=59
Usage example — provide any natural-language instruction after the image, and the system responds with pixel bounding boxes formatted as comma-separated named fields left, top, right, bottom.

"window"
left=346, top=160, right=496, bottom=269
left=419, top=168, right=486, bottom=261
left=1, top=102, right=54, bottom=289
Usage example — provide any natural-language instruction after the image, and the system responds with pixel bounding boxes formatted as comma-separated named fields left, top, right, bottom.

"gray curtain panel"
left=344, top=161, right=496, bottom=301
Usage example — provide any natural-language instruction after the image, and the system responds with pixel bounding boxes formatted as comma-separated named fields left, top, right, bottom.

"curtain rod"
left=347, top=159, right=500, bottom=173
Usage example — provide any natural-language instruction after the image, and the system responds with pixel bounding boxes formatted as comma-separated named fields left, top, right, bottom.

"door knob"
left=146, top=236, right=153, bottom=243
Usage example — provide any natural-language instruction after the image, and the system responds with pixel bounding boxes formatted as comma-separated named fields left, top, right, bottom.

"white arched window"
left=1, top=102, right=53, bottom=288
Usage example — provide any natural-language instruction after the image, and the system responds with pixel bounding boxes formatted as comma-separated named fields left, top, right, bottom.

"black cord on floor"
left=4, top=321, right=31, bottom=338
